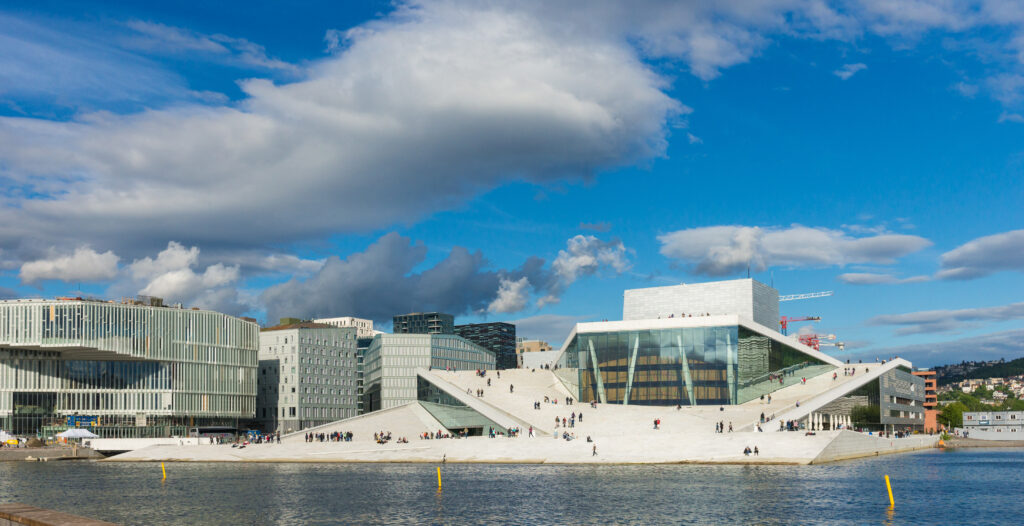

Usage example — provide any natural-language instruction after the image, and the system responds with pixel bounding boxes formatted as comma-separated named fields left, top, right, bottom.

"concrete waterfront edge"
left=0, top=503, right=117, bottom=526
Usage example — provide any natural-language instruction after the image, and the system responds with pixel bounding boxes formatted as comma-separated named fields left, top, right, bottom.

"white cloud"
left=837, top=272, right=929, bottom=285
left=123, top=241, right=245, bottom=313
left=122, top=21, right=299, bottom=73
left=552, top=235, right=630, bottom=284
left=488, top=277, right=531, bottom=313
left=687, top=132, right=703, bottom=144
left=998, top=111, right=1024, bottom=123
left=833, top=62, right=867, bottom=80
left=19, top=247, right=120, bottom=284
left=953, top=81, right=980, bottom=97
left=868, top=302, right=1024, bottom=336
left=658, top=224, right=931, bottom=276
left=0, top=2, right=683, bottom=257
left=937, top=229, right=1024, bottom=280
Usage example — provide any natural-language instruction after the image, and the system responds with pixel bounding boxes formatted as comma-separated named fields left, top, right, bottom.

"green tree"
left=851, top=404, right=880, bottom=426
left=939, top=401, right=967, bottom=428
left=972, top=385, right=992, bottom=400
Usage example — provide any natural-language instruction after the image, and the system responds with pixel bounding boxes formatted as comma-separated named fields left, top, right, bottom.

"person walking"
left=592, top=444, right=597, bottom=456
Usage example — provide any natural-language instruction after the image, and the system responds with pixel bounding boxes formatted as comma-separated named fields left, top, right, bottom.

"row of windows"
left=0, top=301, right=258, bottom=366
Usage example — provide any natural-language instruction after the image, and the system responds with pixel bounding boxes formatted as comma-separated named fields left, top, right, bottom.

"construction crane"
left=779, top=291, right=834, bottom=302
left=797, top=333, right=836, bottom=351
left=779, top=316, right=820, bottom=335
left=819, top=341, right=846, bottom=352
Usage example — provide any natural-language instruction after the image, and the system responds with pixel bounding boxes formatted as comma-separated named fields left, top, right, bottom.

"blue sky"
left=1, top=1, right=1022, bottom=368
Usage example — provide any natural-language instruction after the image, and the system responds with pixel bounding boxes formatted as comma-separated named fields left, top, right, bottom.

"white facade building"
left=623, top=278, right=779, bottom=328
left=313, top=316, right=375, bottom=339
left=256, top=323, right=359, bottom=433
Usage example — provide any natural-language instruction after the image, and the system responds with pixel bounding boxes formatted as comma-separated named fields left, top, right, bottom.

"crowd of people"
left=305, top=431, right=351, bottom=442
left=553, top=412, right=583, bottom=429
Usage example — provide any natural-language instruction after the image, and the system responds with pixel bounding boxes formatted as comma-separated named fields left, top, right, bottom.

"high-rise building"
left=455, top=322, right=516, bottom=370
left=392, top=312, right=454, bottom=334
left=313, top=316, right=376, bottom=339
left=256, top=322, right=358, bottom=433
left=0, top=298, right=258, bottom=438
left=362, top=333, right=494, bottom=412
left=912, top=370, right=939, bottom=433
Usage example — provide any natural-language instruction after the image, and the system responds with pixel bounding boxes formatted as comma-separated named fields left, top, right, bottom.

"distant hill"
left=936, top=357, right=1024, bottom=385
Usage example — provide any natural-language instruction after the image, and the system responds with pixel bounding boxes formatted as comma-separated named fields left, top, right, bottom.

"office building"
left=362, top=333, right=494, bottom=412
left=256, top=322, right=358, bottom=433
left=0, top=298, right=258, bottom=438
left=393, top=312, right=454, bottom=334
left=313, top=316, right=376, bottom=339
left=455, top=322, right=516, bottom=370
left=963, top=411, right=1024, bottom=440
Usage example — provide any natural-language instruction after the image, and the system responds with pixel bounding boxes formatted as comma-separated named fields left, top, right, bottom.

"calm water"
left=0, top=448, right=1020, bottom=525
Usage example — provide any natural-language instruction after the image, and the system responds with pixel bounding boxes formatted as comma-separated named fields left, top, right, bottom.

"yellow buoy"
left=884, top=475, right=894, bottom=507
left=437, top=467, right=442, bottom=490
left=161, top=462, right=167, bottom=481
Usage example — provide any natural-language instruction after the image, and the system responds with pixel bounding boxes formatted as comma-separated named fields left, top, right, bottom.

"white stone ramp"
left=416, top=368, right=534, bottom=433
left=280, top=402, right=446, bottom=443
left=768, top=359, right=912, bottom=428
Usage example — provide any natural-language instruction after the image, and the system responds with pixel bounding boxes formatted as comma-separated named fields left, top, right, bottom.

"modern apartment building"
left=256, top=322, right=358, bottom=433
left=393, top=312, right=454, bottom=334
left=0, top=298, right=258, bottom=438
left=455, top=322, right=516, bottom=370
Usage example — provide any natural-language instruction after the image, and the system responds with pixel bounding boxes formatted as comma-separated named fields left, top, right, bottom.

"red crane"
left=779, top=316, right=820, bottom=335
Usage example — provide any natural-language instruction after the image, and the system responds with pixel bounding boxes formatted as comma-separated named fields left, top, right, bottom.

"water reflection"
left=0, top=449, right=1020, bottom=525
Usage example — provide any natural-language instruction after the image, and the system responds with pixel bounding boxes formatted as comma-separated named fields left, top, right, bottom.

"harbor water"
left=0, top=448, right=1020, bottom=525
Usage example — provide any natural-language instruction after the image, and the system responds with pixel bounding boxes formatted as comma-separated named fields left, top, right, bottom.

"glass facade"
left=566, top=324, right=833, bottom=406
left=0, top=300, right=258, bottom=437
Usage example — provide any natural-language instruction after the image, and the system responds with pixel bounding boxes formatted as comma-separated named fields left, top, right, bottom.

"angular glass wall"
left=573, top=326, right=738, bottom=406
left=572, top=325, right=834, bottom=406
left=735, top=327, right=834, bottom=403
left=416, top=376, right=506, bottom=435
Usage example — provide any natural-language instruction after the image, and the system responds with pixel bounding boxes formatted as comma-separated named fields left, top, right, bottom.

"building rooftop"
left=260, top=322, right=339, bottom=332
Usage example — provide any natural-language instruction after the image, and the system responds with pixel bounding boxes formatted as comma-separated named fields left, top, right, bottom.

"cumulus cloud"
left=658, top=224, right=931, bottom=276
left=837, top=272, right=929, bottom=285
left=260, top=232, right=630, bottom=323
left=19, top=247, right=120, bottom=284
left=868, top=302, right=1024, bottom=336
left=121, top=241, right=246, bottom=314
left=833, top=62, right=867, bottom=80
left=937, top=229, right=1024, bottom=280
left=0, top=1, right=683, bottom=260
left=488, top=277, right=531, bottom=313
left=552, top=235, right=630, bottom=283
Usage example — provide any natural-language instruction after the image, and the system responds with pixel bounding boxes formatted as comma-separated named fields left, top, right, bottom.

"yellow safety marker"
left=437, top=467, right=442, bottom=490
left=884, top=475, right=894, bottom=507
left=161, top=462, right=167, bottom=481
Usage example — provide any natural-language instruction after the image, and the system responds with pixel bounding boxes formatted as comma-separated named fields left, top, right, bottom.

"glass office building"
left=454, top=322, right=516, bottom=370
left=0, top=299, right=258, bottom=438
left=560, top=319, right=835, bottom=406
